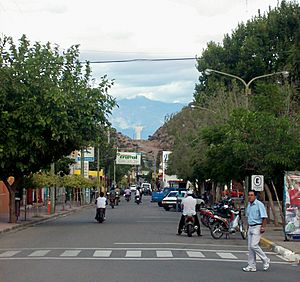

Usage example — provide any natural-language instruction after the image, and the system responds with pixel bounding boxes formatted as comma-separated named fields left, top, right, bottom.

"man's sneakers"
left=242, top=266, right=257, bottom=272
left=263, top=258, right=270, bottom=271
left=243, top=259, right=270, bottom=272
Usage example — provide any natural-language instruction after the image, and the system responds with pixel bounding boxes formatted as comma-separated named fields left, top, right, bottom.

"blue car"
left=151, top=187, right=175, bottom=205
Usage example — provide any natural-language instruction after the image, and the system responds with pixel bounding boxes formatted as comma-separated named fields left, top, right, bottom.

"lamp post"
left=205, top=69, right=289, bottom=108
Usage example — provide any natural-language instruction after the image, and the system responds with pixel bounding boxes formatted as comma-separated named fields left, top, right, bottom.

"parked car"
left=222, top=189, right=244, bottom=198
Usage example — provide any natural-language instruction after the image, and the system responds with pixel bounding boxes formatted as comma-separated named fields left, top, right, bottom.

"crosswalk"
left=0, top=248, right=287, bottom=263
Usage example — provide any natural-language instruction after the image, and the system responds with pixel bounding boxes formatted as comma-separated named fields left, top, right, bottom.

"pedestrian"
left=243, top=190, right=270, bottom=272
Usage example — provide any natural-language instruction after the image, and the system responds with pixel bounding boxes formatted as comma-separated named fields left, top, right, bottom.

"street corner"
left=260, top=236, right=299, bottom=263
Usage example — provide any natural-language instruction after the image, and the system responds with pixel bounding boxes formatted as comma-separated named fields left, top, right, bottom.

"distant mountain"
left=110, top=96, right=184, bottom=140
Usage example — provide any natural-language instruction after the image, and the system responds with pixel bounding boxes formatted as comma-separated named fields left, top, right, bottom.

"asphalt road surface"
left=0, top=196, right=298, bottom=282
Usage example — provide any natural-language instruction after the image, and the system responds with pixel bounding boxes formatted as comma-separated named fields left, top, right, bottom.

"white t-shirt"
left=182, top=196, right=197, bottom=216
left=96, top=197, right=107, bottom=208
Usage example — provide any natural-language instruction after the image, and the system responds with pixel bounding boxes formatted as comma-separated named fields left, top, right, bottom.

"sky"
left=0, top=0, right=285, bottom=104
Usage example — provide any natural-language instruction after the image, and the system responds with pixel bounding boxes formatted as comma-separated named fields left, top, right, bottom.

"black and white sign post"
left=251, top=175, right=264, bottom=191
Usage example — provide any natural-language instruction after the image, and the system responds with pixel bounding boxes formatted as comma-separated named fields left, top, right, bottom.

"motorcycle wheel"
left=210, top=222, right=224, bottom=239
left=239, top=220, right=247, bottom=239
left=187, top=224, right=193, bottom=237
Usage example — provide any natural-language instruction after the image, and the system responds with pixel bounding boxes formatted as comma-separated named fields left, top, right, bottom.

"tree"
left=194, top=1, right=300, bottom=103
left=0, top=35, right=116, bottom=222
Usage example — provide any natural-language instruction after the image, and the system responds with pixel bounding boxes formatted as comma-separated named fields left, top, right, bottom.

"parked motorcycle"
left=210, top=208, right=247, bottom=239
left=183, top=214, right=198, bottom=237
left=95, top=208, right=105, bottom=223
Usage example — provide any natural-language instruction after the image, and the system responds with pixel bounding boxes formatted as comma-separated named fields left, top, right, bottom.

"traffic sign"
left=251, top=175, right=264, bottom=191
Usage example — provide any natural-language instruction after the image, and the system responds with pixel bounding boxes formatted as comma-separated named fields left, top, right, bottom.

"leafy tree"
left=194, top=1, right=300, bottom=103
left=0, top=35, right=116, bottom=222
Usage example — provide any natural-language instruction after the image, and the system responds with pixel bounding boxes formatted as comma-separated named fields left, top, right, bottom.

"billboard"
left=116, top=152, right=141, bottom=165
left=284, top=172, right=300, bottom=239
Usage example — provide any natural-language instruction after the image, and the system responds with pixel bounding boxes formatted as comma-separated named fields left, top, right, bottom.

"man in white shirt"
left=177, top=190, right=201, bottom=236
left=95, top=192, right=107, bottom=220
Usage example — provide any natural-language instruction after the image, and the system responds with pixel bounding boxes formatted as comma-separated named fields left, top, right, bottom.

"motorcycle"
left=210, top=207, right=247, bottom=239
left=115, top=192, right=120, bottom=206
left=109, top=194, right=116, bottom=208
left=200, top=198, right=235, bottom=229
left=135, top=195, right=141, bottom=205
left=125, top=194, right=131, bottom=202
left=183, top=214, right=198, bottom=237
left=95, top=208, right=105, bottom=223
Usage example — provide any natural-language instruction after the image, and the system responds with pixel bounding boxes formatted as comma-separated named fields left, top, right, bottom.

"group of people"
left=177, top=189, right=270, bottom=272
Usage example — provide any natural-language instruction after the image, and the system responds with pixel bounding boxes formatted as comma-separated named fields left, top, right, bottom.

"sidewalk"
left=260, top=224, right=300, bottom=264
left=0, top=203, right=92, bottom=235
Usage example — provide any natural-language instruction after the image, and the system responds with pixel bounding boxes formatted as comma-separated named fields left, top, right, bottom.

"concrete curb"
left=0, top=204, right=93, bottom=235
left=260, top=237, right=300, bottom=263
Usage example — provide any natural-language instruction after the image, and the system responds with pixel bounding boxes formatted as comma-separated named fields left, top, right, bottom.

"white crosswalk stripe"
left=93, top=250, right=112, bottom=257
left=126, top=250, right=142, bottom=257
left=0, top=250, right=21, bottom=257
left=28, top=250, right=51, bottom=257
left=60, top=250, right=81, bottom=257
left=156, top=250, right=173, bottom=257
left=186, top=251, right=205, bottom=258
left=216, top=252, right=238, bottom=259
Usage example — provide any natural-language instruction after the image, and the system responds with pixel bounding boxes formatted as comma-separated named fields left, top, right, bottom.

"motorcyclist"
left=124, top=187, right=131, bottom=200
left=177, top=190, right=202, bottom=236
left=95, top=192, right=107, bottom=220
left=109, top=188, right=116, bottom=206
left=135, top=188, right=141, bottom=203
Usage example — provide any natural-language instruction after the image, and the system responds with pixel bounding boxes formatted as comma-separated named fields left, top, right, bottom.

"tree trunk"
left=3, top=177, right=20, bottom=223
left=271, top=181, right=284, bottom=224
left=265, top=183, right=278, bottom=226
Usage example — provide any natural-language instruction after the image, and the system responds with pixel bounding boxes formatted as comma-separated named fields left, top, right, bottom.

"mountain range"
left=110, top=96, right=185, bottom=140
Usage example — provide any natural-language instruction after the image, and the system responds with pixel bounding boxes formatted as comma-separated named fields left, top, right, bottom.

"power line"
left=85, top=57, right=198, bottom=64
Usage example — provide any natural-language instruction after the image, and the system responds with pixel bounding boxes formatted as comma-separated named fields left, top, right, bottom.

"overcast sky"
left=1, top=0, right=286, bottom=103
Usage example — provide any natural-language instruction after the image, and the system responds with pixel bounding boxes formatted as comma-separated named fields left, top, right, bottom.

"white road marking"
left=28, top=250, right=51, bottom=257
left=216, top=252, right=238, bottom=259
left=0, top=251, right=20, bottom=257
left=136, top=221, right=178, bottom=223
left=93, top=250, right=112, bottom=257
left=0, top=257, right=290, bottom=264
left=60, top=250, right=81, bottom=257
left=126, top=251, right=142, bottom=257
left=186, top=251, right=205, bottom=258
left=156, top=250, right=173, bottom=257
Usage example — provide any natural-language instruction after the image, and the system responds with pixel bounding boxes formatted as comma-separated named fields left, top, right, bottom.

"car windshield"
left=167, top=192, right=178, bottom=197
left=178, top=192, right=186, bottom=198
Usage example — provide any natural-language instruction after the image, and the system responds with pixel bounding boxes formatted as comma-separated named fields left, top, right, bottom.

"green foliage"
left=194, top=1, right=300, bottom=103
left=0, top=35, right=116, bottom=181
left=201, top=109, right=300, bottom=182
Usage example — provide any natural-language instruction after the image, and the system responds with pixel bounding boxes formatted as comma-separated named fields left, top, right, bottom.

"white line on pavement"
left=93, top=250, right=112, bottom=257
left=60, top=250, right=81, bottom=257
left=0, top=251, right=21, bottom=257
left=216, top=252, right=238, bottom=259
left=0, top=257, right=291, bottom=264
left=28, top=250, right=51, bottom=257
left=125, top=251, right=142, bottom=257
left=156, top=250, right=173, bottom=257
left=186, top=251, right=205, bottom=258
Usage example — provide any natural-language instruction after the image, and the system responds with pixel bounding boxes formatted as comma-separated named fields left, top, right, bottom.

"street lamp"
left=205, top=68, right=289, bottom=108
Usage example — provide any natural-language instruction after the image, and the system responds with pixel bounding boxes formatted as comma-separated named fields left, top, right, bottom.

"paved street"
left=0, top=196, right=298, bottom=282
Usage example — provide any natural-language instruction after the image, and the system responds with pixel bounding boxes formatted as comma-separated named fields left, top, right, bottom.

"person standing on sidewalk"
left=243, top=190, right=270, bottom=272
